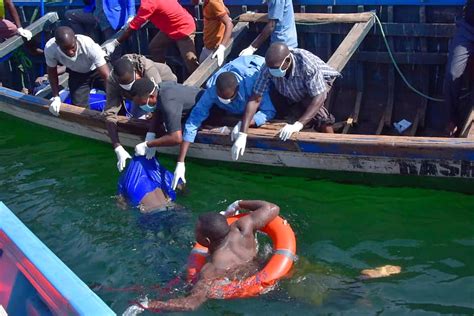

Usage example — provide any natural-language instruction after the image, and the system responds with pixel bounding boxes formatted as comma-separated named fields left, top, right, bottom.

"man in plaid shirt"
left=231, top=42, right=340, bottom=161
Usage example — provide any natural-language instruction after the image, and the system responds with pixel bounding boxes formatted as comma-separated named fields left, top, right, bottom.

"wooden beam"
left=184, top=22, right=248, bottom=87
left=327, top=16, right=375, bottom=73
left=239, top=12, right=375, bottom=24
left=459, top=106, right=474, bottom=138
left=0, top=12, right=59, bottom=59
left=417, top=6, right=429, bottom=130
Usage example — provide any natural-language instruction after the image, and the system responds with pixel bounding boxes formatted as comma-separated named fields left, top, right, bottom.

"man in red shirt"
left=103, top=0, right=198, bottom=75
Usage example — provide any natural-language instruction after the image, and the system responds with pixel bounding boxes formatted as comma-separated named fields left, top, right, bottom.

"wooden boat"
left=0, top=202, right=114, bottom=315
left=0, top=10, right=472, bottom=180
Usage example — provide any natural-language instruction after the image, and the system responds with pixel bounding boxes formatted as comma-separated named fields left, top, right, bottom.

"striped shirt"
left=253, top=48, right=340, bottom=103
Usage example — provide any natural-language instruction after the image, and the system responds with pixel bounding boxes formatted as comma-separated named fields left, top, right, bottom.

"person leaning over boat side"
left=232, top=42, right=340, bottom=161
left=239, top=0, right=297, bottom=56
left=171, top=55, right=276, bottom=189
left=104, top=54, right=177, bottom=172
left=443, top=0, right=474, bottom=136
left=194, top=0, right=233, bottom=66
left=131, top=78, right=202, bottom=163
left=103, top=0, right=199, bottom=76
left=125, top=200, right=279, bottom=313
left=45, top=26, right=110, bottom=116
left=0, top=0, right=32, bottom=42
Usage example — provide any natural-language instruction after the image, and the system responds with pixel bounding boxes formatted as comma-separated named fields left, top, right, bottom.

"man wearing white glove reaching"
left=234, top=42, right=341, bottom=160
left=0, top=0, right=32, bottom=42
left=239, top=0, right=298, bottom=56
left=171, top=55, right=276, bottom=189
left=44, top=26, right=110, bottom=116
left=194, top=0, right=233, bottom=67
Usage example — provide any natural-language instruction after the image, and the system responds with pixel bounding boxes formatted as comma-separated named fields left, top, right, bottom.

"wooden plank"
left=382, top=7, right=395, bottom=130
left=239, top=12, right=374, bottom=24
left=184, top=22, right=249, bottom=87
left=0, top=12, right=59, bottom=59
left=296, top=22, right=456, bottom=38
left=459, top=106, right=474, bottom=138
left=327, top=17, right=375, bottom=73
left=416, top=6, right=429, bottom=130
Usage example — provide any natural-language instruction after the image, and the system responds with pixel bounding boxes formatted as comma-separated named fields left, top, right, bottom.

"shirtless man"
left=132, top=200, right=279, bottom=312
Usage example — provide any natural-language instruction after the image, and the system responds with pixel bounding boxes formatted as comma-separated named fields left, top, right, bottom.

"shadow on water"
left=0, top=113, right=473, bottom=315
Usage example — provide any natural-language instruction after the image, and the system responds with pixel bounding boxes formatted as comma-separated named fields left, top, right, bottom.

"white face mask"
left=119, top=72, right=136, bottom=91
left=218, top=96, right=232, bottom=104
left=57, top=45, right=78, bottom=62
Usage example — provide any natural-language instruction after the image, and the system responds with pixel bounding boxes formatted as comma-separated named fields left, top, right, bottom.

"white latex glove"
left=126, top=15, right=135, bottom=24
left=144, top=132, right=156, bottom=159
left=230, top=121, right=241, bottom=142
left=103, top=39, right=119, bottom=56
left=231, top=132, right=247, bottom=161
left=220, top=200, right=241, bottom=217
left=171, top=162, right=186, bottom=190
left=279, top=121, right=303, bottom=141
left=49, top=96, right=61, bottom=116
left=134, top=141, right=148, bottom=156
left=115, top=145, right=131, bottom=172
left=122, top=297, right=148, bottom=316
left=239, top=45, right=257, bottom=57
left=17, top=27, right=32, bottom=41
left=211, top=44, right=226, bottom=66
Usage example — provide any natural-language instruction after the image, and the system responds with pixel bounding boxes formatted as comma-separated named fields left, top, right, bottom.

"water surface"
left=0, top=113, right=473, bottom=315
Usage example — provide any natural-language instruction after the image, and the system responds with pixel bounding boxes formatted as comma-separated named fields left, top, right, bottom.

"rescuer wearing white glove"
left=231, top=121, right=242, bottom=142
left=171, top=162, right=186, bottom=190
left=102, top=39, right=119, bottom=56
left=17, top=27, right=32, bottom=41
left=211, top=44, right=226, bottom=66
left=239, top=45, right=256, bottom=56
left=279, top=121, right=303, bottom=141
left=115, top=145, right=132, bottom=172
left=49, top=96, right=61, bottom=116
left=231, top=132, right=247, bottom=161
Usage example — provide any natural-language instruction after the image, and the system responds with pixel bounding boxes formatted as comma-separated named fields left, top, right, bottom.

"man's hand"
left=231, top=121, right=241, bottom=142
left=49, top=96, right=61, bottom=116
left=171, top=162, right=186, bottom=190
left=115, top=145, right=131, bottom=172
left=220, top=200, right=241, bottom=217
left=144, top=132, right=156, bottom=159
left=134, top=141, right=148, bottom=156
left=279, top=121, right=303, bottom=141
left=211, top=44, right=226, bottom=66
left=17, top=27, right=32, bottom=41
left=231, top=132, right=247, bottom=161
left=239, top=45, right=256, bottom=56
left=103, top=39, right=119, bottom=56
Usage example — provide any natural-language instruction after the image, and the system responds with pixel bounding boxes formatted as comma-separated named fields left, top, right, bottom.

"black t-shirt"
left=157, top=81, right=202, bottom=134
left=465, top=0, right=474, bottom=26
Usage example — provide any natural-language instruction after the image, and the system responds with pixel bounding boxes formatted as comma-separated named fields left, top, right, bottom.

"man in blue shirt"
left=170, top=55, right=276, bottom=190
left=239, top=0, right=297, bottom=56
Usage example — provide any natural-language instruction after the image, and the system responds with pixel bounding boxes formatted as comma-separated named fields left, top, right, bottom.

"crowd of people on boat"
left=1, top=0, right=471, bottom=312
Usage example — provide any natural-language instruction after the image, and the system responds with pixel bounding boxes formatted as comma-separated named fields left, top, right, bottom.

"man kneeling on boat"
left=171, top=55, right=276, bottom=189
left=117, top=156, right=178, bottom=213
left=45, top=26, right=110, bottom=116
left=104, top=55, right=177, bottom=172
left=232, top=42, right=341, bottom=161
left=130, top=78, right=202, bottom=163
left=126, top=200, right=280, bottom=313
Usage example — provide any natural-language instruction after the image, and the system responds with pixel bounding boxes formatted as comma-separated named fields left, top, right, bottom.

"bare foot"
left=360, top=265, right=401, bottom=279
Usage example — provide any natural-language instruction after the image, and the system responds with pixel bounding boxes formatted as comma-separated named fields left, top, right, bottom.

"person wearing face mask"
left=239, top=0, right=297, bottom=57
left=170, top=55, right=276, bottom=190
left=44, top=26, right=110, bottom=116
left=104, top=55, right=177, bottom=172
left=232, top=42, right=340, bottom=161
left=130, top=78, right=202, bottom=164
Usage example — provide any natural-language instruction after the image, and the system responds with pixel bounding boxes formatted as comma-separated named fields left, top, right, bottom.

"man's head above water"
left=196, top=212, right=230, bottom=247
left=55, top=26, right=77, bottom=57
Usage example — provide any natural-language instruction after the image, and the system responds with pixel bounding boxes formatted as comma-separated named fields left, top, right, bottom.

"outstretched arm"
left=4, top=0, right=22, bottom=27
left=241, top=94, right=262, bottom=133
left=236, top=200, right=280, bottom=232
left=297, top=92, right=327, bottom=126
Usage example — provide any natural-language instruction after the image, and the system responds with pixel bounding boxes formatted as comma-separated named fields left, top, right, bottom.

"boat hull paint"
left=0, top=90, right=472, bottom=180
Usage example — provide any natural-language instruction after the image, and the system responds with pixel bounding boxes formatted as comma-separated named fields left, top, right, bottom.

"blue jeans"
left=443, top=19, right=474, bottom=129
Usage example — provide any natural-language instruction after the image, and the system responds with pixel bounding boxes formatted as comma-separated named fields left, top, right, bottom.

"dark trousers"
left=443, top=19, right=474, bottom=129
left=67, top=68, right=106, bottom=107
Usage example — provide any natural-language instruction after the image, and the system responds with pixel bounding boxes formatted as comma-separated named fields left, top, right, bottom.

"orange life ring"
left=187, top=214, right=296, bottom=299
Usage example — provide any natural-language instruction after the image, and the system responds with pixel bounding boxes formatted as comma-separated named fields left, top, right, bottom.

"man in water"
left=130, top=200, right=280, bottom=312
left=117, top=156, right=178, bottom=213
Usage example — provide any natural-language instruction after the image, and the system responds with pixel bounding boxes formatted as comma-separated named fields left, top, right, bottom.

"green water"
left=0, top=113, right=473, bottom=315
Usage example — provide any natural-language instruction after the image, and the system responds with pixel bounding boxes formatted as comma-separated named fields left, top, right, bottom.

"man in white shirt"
left=44, top=26, right=110, bottom=116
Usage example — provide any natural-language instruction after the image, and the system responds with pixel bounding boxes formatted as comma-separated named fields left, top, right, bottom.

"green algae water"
left=0, top=112, right=473, bottom=315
